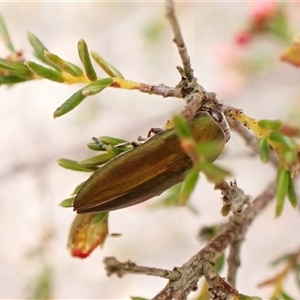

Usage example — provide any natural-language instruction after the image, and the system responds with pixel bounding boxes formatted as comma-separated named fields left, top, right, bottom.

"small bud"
left=68, top=213, right=108, bottom=258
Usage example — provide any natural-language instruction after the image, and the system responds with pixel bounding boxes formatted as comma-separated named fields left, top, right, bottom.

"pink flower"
left=235, top=31, right=253, bottom=47
left=250, top=2, right=278, bottom=25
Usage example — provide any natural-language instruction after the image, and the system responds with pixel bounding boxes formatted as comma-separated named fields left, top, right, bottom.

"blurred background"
left=1, top=2, right=300, bottom=299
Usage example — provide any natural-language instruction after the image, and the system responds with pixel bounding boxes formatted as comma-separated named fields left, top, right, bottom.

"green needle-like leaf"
left=71, top=181, right=86, bottom=196
left=27, top=32, right=60, bottom=70
left=82, top=77, right=113, bottom=96
left=276, top=167, right=289, bottom=216
left=258, top=119, right=282, bottom=131
left=283, top=150, right=297, bottom=165
left=59, top=197, right=75, bottom=208
left=78, top=152, right=116, bottom=168
left=287, top=175, right=297, bottom=208
left=57, top=158, right=98, bottom=172
left=100, top=136, right=128, bottom=146
left=178, top=168, right=199, bottom=205
left=173, top=115, right=193, bottom=139
left=0, top=58, right=31, bottom=76
left=199, top=161, right=230, bottom=184
left=77, top=39, right=97, bottom=81
left=0, top=75, right=27, bottom=85
left=259, top=138, right=270, bottom=163
left=196, top=140, right=223, bottom=160
left=90, top=51, right=124, bottom=78
left=281, top=291, right=295, bottom=300
left=271, top=253, right=292, bottom=266
left=44, top=51, right=83, bottom=77
left=106, top=145, right=123, bottom=156
left=0, top=14, right=16, bottom=53
left=270, top=131, right=296, bottom=151
left=53, top=88, right=86, bottom=118
left=25, top=61, right=64, bottom=82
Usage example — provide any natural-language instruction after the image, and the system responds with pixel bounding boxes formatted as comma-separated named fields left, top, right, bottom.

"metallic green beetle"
left=73, top=103, right=230, bottom=213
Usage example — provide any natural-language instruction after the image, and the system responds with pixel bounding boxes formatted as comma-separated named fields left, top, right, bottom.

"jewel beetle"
left=73, top=102, right=230, bottom=213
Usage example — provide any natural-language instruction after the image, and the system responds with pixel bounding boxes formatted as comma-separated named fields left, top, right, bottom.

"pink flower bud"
left=235, top=31, right=253, bottom=46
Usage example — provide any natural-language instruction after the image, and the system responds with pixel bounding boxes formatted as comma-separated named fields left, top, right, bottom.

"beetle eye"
left=209, top=109, right=231, bottom=143
left=210, top=110, right=223, bottom=123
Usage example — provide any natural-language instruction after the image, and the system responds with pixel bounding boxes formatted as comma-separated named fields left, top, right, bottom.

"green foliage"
left=44, top=51, right=83, bottom=77
left=91, top=51, right=124, bottom=78
left=258, top=119, right=282, bottom=131
left=198, top=160, right=230, bottom=183
left=275, top=168, right=297, bottom=217
left=178, top=169, right=199, bottom=205
left=281, top=291, right=295, bottom=300
left=59, top=197, right=74, bottom=208
left=57, top=135, right=135, bottom=208
left=25, top=61, right=64, bottom=82
left=78, top=152, right=117, bottom=168
left=252, top=117, right=299, bottom=216
left=270, top=7, right=291, bottom=41
left=0, top=14, right=15, bottom=53
left=29, top=266, right=53, bottom=300
left=53, top=88, right=87, bottom=118
left=100, top=136, right=129, bottom=146
left=56, top=158, right=98, bottom=172
left=27, top=32, right=59, bottom=70
left=77, top=39, right=97, bottom=81
left=275, top=167, right=289, bottom=216
left=173, top=114, right=193, bottom=139
left=259, top=138, right=270, bottom=163
left=0, top=58, right=30, bottom=76
left=71, top=181, right=86, bottom=196
left=82, top=78, right=114, bottom=96
left=287, top=175, right=297, bottom=208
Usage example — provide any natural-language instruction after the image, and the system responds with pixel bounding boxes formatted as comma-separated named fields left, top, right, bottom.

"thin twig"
left=103, top=257, right=181, bottom=280
left=165, top=0, right=194, bottom=82
left=226, top=116, right=259, bottom=154
left=227, top=238, right=243, bottom=287
left=138, top=82, right=180, bottom=98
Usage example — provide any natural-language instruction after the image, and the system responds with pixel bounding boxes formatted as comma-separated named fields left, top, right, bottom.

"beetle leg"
left=130, top=141, right=141, bottom=148
left=137, top=135, right=146, bottom=142
left=137, top=127, right=165, bottom=142
left=147, top=127, right=165, bottom=138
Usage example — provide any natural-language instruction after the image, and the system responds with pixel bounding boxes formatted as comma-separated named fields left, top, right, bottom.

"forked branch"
left=103, top=182, right=276, bottom=299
